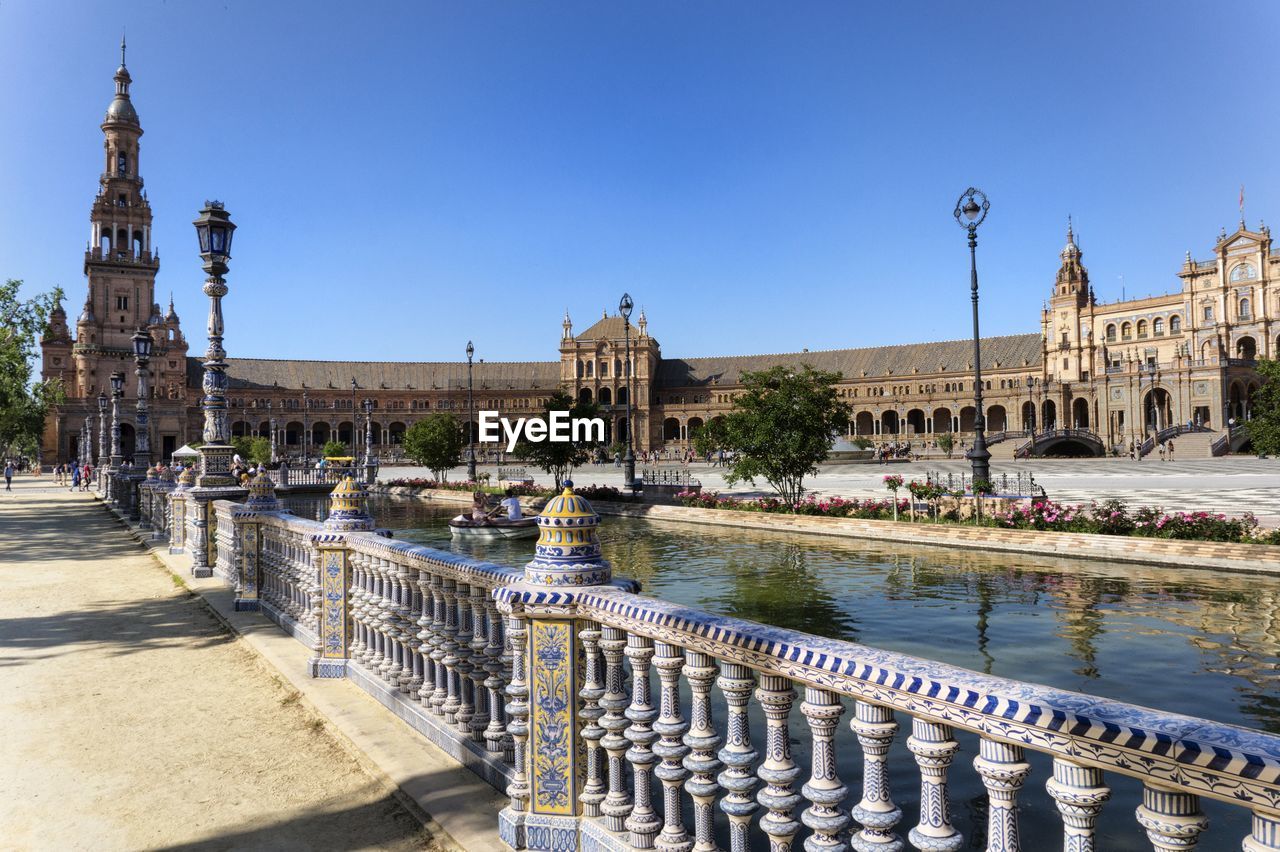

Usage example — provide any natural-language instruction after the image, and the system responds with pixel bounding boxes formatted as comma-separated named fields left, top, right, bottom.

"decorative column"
left=97, top=395, right=108, bottom=470
left=232, top=471, right=280, bottom=611
left=152, top=465, right=177, bottom=542
left=308, top=476, right=374, bottom=677
left=132, top=327, right=152, bottom=470
left=1045, top=758, right=1109, bottom=852
left=850, top=701, right=904, bottom=851
left=269, top=411, right=278, bottom=465
left=106, top=373, right=123, bottom=499
left=82, top=415, right=92, bottom=468
left=188, top=202, right=245, bottom=577
left=973, top=737, right=1030, bottom=851
left=1135, top=785, right=1208, bottom=852
left=167, top=466, right=194, bottom=553
left=718, top=662, right=759, bottom=852
left=496, top=481, right=625, bottom=852
left=906, top=718, right=964, bottom=852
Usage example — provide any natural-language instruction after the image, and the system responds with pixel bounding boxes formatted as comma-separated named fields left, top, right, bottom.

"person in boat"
left=471, top=491, right=491, bottom=524
left=494, top=488, right=522, bottom=520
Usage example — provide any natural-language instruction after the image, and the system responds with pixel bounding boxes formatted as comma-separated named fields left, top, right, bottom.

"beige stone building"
left=42, top=53, right=1274, bottom=463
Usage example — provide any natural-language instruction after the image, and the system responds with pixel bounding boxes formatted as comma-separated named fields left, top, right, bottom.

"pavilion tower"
left=75, top=37, right=161, bottom=399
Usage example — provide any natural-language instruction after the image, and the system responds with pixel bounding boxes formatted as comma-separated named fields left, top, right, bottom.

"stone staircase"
left=1161, top=430, right=1222, bottom=458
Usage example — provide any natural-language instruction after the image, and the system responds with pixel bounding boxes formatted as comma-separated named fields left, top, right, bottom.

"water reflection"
left=285, top=494, right=1280, bottom=733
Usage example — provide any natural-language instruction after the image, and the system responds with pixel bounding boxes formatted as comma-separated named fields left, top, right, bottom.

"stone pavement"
left=382, top=455, right=1280, bottom=526
left=0, top=475, right=468, bottom=851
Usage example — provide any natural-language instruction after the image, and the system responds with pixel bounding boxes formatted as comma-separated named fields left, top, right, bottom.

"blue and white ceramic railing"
left=177, top=476, right=1280, bottom=851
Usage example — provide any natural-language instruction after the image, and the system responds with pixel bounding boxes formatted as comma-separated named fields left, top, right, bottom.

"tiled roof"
left=654, top=334, right=1044, bottom=388
left=187, top=357, right=561, bottom=392
left=574, top=314, right=640, bottom=341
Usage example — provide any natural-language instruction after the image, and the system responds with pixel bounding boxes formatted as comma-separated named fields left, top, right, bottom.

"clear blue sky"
left=2, top=1, right=1276, bottom=363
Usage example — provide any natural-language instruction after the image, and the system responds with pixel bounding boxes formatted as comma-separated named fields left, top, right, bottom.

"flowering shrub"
left=679, top=489, right=1275, bottom=544
left=883, top=474, right=904, bottom=492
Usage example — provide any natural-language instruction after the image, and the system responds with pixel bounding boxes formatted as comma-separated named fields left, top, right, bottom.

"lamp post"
left=188, top=201, right=240, bottom=577
left=466, top=341, right=477, bottom=481
left=954, top=187, right=991, bottom=484
left=109, top=371, right=124, bottom=468
left=350, top=376, right=357, bottom=461
left=106, top=370, right=124, bottom=501
left=362, top=397, right=377, bottom=484
left=302, top=388, right=310, bottom=464
left=96, top=391, right=108, bottom=484
left=132, top=327, right=153, bottom=470
left=82, top=414, right=92, bottom=468
left=619, top=293, right=636, bottom=489
left=268, top=399, right=278, bottom=466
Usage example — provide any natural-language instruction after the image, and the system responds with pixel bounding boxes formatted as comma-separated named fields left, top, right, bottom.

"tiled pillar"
left=308, top=476, right=374, bottom=678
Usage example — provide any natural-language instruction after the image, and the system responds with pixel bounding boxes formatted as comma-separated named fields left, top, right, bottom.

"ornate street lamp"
left=132, top=327, right=153, bottom=469
left=362, top=397, right=377, bottom=483
left=466, top=341, right=477, bottom=481
left=302, top=388, right=310, bottom=463
left=109, top=370, right=124, bottom=468
left=82, top=414, right=92, bottom=468
left=268, top=399, right=277, bottom=465
left=954, top=187, right=991, bottom=484
left=619, top=293, right=636, bottom=489
left=96, top=391, right=108, bottom=474
left=350, top=376, right=358, bottom=460
left=191, top=201, right=237, bottom=487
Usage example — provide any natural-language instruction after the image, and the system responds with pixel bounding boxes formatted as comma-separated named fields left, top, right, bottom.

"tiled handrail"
left=185, top=480, right=1280, bottom=851
left=546, top=586, right=1280, bottom=851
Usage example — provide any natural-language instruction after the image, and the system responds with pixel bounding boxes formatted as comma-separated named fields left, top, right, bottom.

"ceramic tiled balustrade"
left=145, top=474, right=1280, bottom=851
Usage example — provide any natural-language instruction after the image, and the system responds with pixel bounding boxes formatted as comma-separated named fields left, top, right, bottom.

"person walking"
left=1167, top=439, right=1175, bottom=461
left=4, top=460, right=13, bottom=492
left=71, top=461, right=81, bottom=491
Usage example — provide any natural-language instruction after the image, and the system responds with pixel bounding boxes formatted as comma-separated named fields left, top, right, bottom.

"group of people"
left=51, top=461, right=94, bottom=491
left=468, top=488, right=523, bottom=524
left=1127, top=439, right=1176, bottom=461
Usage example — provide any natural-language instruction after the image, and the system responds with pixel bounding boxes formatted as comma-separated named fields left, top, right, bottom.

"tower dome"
left=104, top=38, right=139, bottom=125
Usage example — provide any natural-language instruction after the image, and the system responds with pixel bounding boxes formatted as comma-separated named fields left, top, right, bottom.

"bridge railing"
left=167, top=478, right=1280, bottom=851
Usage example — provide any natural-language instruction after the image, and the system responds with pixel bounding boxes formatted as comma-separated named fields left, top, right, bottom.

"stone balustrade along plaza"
left=108, top=466, right=1280, bottom=851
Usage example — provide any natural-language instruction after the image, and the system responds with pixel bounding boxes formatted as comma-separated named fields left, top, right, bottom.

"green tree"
left=231, top=435, right=271, bottom=465
left=936, top=432, right=955, bottom=459
left=1, top=281, right=65, bottom=459
left=693, top=364, right=850, bottom=504
left=515, top=390, right=601, bottom=486
left=1249, top=359, right=1280, bottom=456
left=403, top=412, right=465, bottom=481
left=321, top=439, right=349, bottom=459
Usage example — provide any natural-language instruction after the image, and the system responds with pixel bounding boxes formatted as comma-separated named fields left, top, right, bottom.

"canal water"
left=290, top=494, right=1280, bottom=848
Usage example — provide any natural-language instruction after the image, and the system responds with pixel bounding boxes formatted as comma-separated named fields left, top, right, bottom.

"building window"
left=1203, top=305, right=1214, bottom=322
left=1136, top=320, right=1148, bottom=338
left=1121, top=322, right=1132, bottom=340
left=115, top=295, right=129, bottom=311
left=1152, top=318, right=1164, bottom=336
left=1170, top=315, right=1181, bottom=333
left=1240, top=297, right=1252, bottom=320
left=1105, top=324, right=1117, bottom=342
left=117, top=153, right=127, bottom=175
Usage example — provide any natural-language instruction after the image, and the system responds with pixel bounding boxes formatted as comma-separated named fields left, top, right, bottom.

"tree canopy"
left=514, top=390, right=600, bottom=486
left=1249, top=359, right=1280, bottom=456
left=693, top=364, right=849, bottom=503
left=1, top=280, right=65, bottom=459
left=403, top=412, right=465, bottom=481
left=231, top=435, right=271, bottom=465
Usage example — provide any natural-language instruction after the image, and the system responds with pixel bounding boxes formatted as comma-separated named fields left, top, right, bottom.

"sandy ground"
left=0, top=475, right=438, bottom=851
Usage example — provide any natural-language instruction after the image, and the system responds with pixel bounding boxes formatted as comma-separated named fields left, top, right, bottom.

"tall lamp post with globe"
left=96, top=390, right=108, bottom=491
left=187, top=201, right=244, bottom=578
left=619, top=293, right=636, bottom=490
left=466, top=341, right=477, bottom=481
left=955, top=187, right=992, bottom=485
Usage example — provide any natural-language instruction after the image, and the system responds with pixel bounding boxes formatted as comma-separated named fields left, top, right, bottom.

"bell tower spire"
left=79, top=42, right=160, bottom=359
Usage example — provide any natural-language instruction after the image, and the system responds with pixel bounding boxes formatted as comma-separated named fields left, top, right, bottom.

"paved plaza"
left=381, top=455, right=1280, bottom=526
left=0, top=477, right=441, bottom=852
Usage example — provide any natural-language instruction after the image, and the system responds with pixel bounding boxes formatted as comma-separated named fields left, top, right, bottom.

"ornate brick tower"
left=42, top=41, right=188, bottom=464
